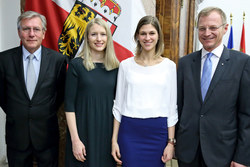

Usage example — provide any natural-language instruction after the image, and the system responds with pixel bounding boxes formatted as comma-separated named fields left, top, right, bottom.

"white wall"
left=0, top=0, right=20, bottom=52
left=0, top=0, right=20, bottom=165
left=196, top=0, right=250, bottom=55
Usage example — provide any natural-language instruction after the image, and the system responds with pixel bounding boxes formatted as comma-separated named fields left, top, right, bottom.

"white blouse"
left=113, top=57, right=178, bottom=127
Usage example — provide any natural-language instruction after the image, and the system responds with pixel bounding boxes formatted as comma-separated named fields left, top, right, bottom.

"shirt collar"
left=22, top=46, right=42, bottom=61
left=201, top=43, right=224, bottom=59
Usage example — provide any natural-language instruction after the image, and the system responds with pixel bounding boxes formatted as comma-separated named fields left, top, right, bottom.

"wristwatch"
left=168, top=138, right=176, bottom=145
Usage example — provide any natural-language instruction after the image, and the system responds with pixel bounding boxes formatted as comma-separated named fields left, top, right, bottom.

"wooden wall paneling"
left=185, top=0, right=195, bottom=55
left=156, top=0, right=181, bottom=64
left=183, top=0, right=190, bottom=57
left=170, top=0, right=181, bottom=64
left=21, top=0, right=25, bottom=13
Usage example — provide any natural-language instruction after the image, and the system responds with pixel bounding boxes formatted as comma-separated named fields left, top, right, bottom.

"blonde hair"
left=134, top=15, right=164, bottom=57
left=78, top=18, right=119, bottom=71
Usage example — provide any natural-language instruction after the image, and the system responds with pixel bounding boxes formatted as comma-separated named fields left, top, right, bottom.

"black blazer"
left=0, top=46, right=67, bottom=151
left=175, top=46, right=250, bottom=166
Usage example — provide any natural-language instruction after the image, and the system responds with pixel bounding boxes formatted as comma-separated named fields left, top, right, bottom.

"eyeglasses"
left=198, top=24, right=225, bottom=32
left=20, top=27, right=43, bottom=34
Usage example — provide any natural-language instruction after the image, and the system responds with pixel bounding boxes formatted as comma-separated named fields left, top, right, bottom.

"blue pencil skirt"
left=118, top=116, right=168, bottom=167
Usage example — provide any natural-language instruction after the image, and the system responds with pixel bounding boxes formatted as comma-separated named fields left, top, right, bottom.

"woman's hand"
left=72, top=139, right=86, bottom=162
left=161, top=143, right=175, bottom=163
left=111, top=141, right=122, bottom=165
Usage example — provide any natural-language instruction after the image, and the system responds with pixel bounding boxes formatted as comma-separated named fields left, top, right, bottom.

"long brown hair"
left=134, top=15, right=164, bottom=57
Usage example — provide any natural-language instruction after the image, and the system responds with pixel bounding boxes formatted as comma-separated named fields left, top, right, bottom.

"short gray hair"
left=17, top=11, right=47, bottom=31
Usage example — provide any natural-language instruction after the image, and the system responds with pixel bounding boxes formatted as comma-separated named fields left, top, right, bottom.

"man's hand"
left=230, top=161, right=247, bottom=167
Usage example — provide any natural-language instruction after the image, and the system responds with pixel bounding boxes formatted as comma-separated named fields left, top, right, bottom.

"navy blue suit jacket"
left=176, top=46, right=250, bottom=166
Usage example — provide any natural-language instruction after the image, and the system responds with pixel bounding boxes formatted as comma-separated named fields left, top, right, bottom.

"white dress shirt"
left=113, top=57, right=178, bottom=127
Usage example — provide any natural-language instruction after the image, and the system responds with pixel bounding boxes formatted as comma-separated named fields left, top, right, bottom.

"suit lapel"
left=204, top=46, right=230, bottom=102
left=32, top=46, right=51, bottom=98
left=191, top=50, right=203, bottom=104
left=13, top=47, right=30, bottom=98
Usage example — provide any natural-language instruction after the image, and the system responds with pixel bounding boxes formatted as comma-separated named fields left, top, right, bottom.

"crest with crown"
left=58, top=0, right=122, bottom=59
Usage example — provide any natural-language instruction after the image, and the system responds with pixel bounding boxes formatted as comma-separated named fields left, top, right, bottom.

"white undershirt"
left=113, top=57, right=178, bottom=127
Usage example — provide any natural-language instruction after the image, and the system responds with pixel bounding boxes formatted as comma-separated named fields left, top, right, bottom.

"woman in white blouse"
left=111, top=15, right=178, bottom=167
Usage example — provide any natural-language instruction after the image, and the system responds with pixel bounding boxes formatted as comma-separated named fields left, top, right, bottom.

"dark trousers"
left=7, top=145, right=58, bottom=167
left=178, top=145, right=207, bottom=167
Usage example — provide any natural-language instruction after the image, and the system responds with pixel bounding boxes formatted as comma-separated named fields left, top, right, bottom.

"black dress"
left=65, top=57, right=117, bottom=167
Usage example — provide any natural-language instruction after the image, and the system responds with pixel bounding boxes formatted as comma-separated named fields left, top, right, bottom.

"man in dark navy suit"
left=0, top=11, right=67, bottom=167
left=176, top=7, right=250, bottom=167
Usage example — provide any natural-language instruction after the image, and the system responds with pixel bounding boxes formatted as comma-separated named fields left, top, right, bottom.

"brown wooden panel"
left=21, top=0, right=25, bottom=13
left=156, top=0, right=181, bottom=64
left=185, top=0, right=195, bottom=55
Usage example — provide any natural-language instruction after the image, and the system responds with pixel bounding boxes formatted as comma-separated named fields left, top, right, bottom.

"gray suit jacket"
left=0, top=45, right=67, bottom=151
left=176, top=46, right=250, bottom=166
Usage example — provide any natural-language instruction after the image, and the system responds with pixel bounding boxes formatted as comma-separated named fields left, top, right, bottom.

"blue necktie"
left=201, top=52, right=213, bottom=101
left=26, top=54, right=36, bottom=99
